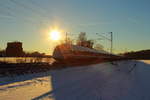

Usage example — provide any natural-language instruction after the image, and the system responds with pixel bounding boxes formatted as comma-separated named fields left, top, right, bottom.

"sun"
left=50, top=30, right=60, bottom=41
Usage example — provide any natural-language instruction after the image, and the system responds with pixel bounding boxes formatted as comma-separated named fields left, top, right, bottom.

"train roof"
left=56, top=44, right=113, bottom=55
left=70, top=44, right=109, bottom=54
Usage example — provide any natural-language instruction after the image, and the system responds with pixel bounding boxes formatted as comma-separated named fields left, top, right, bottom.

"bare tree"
left=78, top=32, right=87, bottom=43
left=77, top=32, right=95, bottom=48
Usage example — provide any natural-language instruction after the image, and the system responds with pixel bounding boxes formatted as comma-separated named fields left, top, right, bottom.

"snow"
left=0, top=73, right=53, bottom=100
left=70, top=44, right=109, bottom=54
left=1, top=60, right=150, bottom=100
left=56, top=44, right=109, bottom=54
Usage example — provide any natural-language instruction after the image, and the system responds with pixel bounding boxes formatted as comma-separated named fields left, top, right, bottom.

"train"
left=52, top=43, right=122, bottom=65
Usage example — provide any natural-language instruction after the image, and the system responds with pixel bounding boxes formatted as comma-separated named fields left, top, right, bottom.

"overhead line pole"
left=110, top=32, right=113, bottom=54
left=66, top=32, right=68, bottom=43
left=96, top=32, right=113, bottom=54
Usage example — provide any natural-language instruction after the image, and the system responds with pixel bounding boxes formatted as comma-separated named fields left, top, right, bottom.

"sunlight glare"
left=50, top=30, right=60, bottom=41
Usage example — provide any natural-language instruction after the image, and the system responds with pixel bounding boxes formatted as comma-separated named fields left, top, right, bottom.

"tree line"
left=0, top=50, right=47, bottom=57
left=122, top=50, right=150, bottom=59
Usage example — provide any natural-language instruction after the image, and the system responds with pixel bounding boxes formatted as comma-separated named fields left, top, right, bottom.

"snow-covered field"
left=1, top=60, right=150, bottom=100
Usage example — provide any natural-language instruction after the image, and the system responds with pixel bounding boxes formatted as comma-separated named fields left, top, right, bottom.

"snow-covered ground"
left=1, top=60, right=150, bottom=100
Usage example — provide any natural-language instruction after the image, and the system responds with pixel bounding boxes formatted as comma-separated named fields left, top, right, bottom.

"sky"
left=0, top=0, right=150, bottom=54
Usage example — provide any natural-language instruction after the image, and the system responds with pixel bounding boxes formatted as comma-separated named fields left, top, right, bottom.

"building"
left=6, top=42, right=23, bottom=57
left=77, top=40, right=94, bottom=48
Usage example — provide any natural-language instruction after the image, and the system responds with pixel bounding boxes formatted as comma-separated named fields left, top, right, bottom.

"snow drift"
left=1, top=60, right=150, bottom=100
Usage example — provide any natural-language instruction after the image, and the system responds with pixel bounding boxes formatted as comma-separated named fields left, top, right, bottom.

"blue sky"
left=0, top=0, right=150, bottom=54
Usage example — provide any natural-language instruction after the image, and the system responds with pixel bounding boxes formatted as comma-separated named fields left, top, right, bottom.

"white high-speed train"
left=53, top=44, right=121, bottom=64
